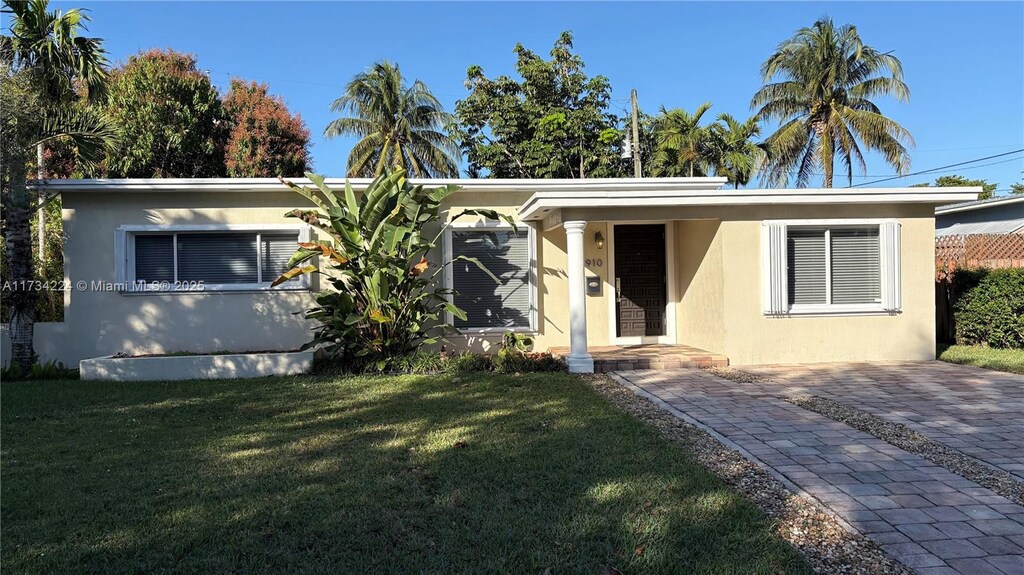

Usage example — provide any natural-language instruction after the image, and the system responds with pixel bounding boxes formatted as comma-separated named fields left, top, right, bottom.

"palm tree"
left=2, top=0, right=108, bottom=261
left=325, top=61, right=459, bottom=178
left=2, top=0, right=115, bottom=372
left=751, top=18, right=913, bottom=188
left=651, top=103, right=715, bottom=177
left=710, top=113, right=765, bottom=189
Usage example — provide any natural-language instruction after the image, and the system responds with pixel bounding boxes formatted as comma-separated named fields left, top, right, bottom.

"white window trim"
left=443, top=220, right=538, bottom=334
left=115, top=224, right=312, bottom=294
left=761, top=218, right=899, bottom=317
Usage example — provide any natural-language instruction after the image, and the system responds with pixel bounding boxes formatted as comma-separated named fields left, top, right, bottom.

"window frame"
left=115, top=224, right=312, bottom=294
left=443, top=221, right=538, bottom=334
left=761, top=218, right=897, bottom=317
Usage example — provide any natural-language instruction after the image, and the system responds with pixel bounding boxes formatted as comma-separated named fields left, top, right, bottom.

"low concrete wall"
left=79, top=351, right=313, bottom=381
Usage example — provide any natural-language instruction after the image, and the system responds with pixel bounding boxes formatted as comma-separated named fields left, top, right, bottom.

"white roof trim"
left=38, top=176, right=728, bottom=193
left=935, top=193, right=1024, bottom=215
left=518, top=187, right=980, bottom=221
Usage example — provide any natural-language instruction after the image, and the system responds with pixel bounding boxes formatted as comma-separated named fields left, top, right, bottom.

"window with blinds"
left=786, top=226, right=882, bottom=308
left=131, top=231, right=301, bottom=288
left=450, top=229, right=532, bottom=329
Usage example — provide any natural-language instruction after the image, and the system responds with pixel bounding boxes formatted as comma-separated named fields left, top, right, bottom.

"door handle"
left=615, top=277, right=621, bottom=301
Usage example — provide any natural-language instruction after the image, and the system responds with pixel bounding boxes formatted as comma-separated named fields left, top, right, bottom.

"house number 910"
left=586, top=258, right=603, bottom=267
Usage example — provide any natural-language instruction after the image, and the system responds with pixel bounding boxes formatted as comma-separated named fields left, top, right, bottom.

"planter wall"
left=79, top=351, right=313, bottom=382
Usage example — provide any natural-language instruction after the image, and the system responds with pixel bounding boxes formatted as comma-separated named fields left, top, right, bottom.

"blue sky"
left=50, top=1, right=1024, bottom=190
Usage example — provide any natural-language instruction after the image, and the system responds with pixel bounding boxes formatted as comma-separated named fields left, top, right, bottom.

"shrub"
left=953, top=268, right=1024, bottom=349
left=2, top=359, right=78, bottom=381
left=273, top=170, right=514, bottom=373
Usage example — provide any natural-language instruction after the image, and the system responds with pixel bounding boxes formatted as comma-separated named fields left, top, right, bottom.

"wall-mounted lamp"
left=594, top=231, right=605, bottom=249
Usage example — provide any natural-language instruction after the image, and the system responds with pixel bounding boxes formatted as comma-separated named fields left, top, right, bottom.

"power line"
left=850, top=149, right=1024, bottom=187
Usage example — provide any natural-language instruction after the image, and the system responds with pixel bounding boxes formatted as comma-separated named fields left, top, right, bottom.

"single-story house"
left=2, top=177, right=977, bottom=373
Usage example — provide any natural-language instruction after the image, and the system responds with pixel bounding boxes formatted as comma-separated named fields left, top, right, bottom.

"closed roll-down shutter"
left=787, top=228, right=827, bottom=305
left=831, top=228, right=880, bottom=304
left=134, top=235, right=174, bottom=282
left=177, top=233, right=258, bottom=283
left=452, top=230, right=530, bottom=328
left=262, top=234, right=299, bottom=280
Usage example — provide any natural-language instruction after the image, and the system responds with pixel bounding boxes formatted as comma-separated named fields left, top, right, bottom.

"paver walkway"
left=743, top=362, right=1024, bottom=481
left=613, top=368, right=1024, bottom=575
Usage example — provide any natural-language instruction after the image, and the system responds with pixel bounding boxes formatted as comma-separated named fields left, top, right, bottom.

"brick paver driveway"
left=613, top=367, right=1024, bottom=575
left=743, top=362, right=1024, bottom=481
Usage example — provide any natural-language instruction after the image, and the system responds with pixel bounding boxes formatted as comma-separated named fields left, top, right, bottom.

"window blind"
left=134, top=235, right=174, bottom=282
left=176, top=233, right=259, bottom=284
left=451, top=229, right=531, bottom=329
left=787, top=229, right=827, bottom=305
left=831, top=228, right=880, bottom=304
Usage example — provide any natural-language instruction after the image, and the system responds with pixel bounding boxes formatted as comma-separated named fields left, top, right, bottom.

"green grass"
left=1, top=373, right=811, bottom=574
left=938, top=344, right=1024, bottom=374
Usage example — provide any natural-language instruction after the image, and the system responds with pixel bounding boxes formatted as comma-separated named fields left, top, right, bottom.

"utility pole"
left=630, top=89, right=642, bottom=178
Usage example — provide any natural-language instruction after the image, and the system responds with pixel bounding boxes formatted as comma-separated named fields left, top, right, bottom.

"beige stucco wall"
left=20, top=188, right=936, bottom=367
left=565, top=203, right=936, bottom=365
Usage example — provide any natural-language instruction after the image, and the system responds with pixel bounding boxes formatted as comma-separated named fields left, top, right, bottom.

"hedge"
left=952, top=268, right=1024, bottom=349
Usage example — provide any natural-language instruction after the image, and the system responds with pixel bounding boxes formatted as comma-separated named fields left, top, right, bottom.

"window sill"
left=767, top=306, right=900, bottom=318
left=120, top=285, right=310, bottom=296
left=455, top=327, right=538, bottom=336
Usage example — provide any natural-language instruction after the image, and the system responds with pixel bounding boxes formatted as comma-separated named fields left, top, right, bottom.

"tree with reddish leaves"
left=223, top=79, right=311, bottom=177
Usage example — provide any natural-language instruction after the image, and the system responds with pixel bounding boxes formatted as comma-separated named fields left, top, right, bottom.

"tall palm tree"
left=2, top=0, right=108, bottom=261
left=651, top=103, right=715, bottom=177
left=751, top=18, right=913, bottom=188
left=325, top=61, right=459, bottom=178
left=2, top=0, right=115, bottom=372
left=710, top=113, right=765, bottom=189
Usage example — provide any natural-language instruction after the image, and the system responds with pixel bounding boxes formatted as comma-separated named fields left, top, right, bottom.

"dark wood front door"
left=614, top=224, right=667, bottom=338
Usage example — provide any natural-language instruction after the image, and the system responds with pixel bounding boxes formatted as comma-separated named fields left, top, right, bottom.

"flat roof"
left=936, top=218, right=1024, bottom=236
left=39, top=176, right=729, bottom=193
left=518, top=187, right=980, bottom=222
left=934, top=193, right=1024, bottom=215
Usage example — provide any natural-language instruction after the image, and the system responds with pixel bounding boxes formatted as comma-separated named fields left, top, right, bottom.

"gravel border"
left=584, top=375, right=912, bottom=575
left=786, top=395, right=1024, bottom=506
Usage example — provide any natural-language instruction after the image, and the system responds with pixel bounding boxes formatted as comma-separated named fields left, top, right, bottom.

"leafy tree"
left=752, top=18, right=913, bottom=187
left=97, top=49, right=227, bottom=177
left=2, top=0, right=116, bottom=371
left=1012, top=182, right=1024, bottom=195
left=222, top=79, right=311, bottom=177
left=709, top=113, right=765, bottom=188
left=651, top=103, right=716, bottom=177
left=325, top=61, right=457, bottom=178
left=272, top=170, right=512, bottom=371
left=913, top=175, right=999, bottom=200
left=454, top=31, right=622, bottom=178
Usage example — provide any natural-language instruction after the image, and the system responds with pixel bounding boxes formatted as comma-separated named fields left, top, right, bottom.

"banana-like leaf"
left=297, top=241, right=349, bottom=265
left=271, top=264, right=317, bottom=287
left=369, top=309, right=391, bottom=324
left=344, top=181, right=360, bottom=219
left=305, top=173, right=339, bottom=209
left=279, top=177, right=330, bottom=212
left=453, top=254, right=501, bottom=283
left=444, top=302, right=468, bottom=321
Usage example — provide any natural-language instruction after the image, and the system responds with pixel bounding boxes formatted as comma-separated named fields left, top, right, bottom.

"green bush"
left=2, top=359, right=78, bottom=381
left=309, top=349, right=566, bottom=376
left=953, top=268, right=1024, bottom=349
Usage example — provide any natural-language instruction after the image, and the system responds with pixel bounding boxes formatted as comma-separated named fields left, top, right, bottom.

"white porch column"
left=563, top=220, right=594, bottom=373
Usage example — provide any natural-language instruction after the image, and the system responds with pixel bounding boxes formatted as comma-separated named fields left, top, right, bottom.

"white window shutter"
left=762, top=222, right=788, bottom=315
left=880, top=221, right=902, bottom=312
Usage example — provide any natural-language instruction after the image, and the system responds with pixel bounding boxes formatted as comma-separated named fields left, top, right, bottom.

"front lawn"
left=938, top=344, right=1024, bottom=374
left=1, top=373, right=810, bottom=574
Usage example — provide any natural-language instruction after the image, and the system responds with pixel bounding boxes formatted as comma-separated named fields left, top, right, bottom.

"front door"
left=614, top=224, right=667, bottom=338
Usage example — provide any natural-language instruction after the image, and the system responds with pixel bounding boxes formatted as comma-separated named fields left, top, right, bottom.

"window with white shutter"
left=123, top=227, right=308, bottom=292
left=447, top=227, right=535, bottom=331
left=763, top=220, right=899, bottom=315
